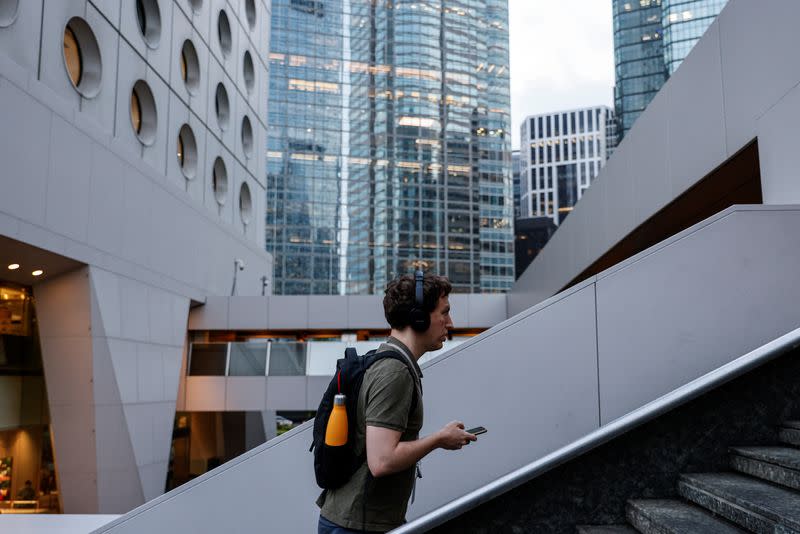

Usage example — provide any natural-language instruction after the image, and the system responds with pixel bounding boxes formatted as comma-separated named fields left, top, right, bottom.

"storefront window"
left=0, top=283, right=60, bottom=514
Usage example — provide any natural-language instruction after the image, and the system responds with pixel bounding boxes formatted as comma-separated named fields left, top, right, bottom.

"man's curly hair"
left=383, top=273, right=452, bottom=330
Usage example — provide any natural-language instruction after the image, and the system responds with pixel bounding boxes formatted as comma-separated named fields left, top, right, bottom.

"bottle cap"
left=334, top=394, right=346, bottom=406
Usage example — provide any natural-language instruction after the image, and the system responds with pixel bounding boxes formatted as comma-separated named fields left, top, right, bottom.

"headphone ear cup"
left=409, top=308, right=430, bottom=332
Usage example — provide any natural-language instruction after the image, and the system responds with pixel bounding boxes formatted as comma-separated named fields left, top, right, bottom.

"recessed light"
left=32, top=270, right=43, bottom=277
left=7, top=264, right=19, bottom=270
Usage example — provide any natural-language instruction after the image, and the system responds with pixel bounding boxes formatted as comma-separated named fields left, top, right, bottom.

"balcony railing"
left=187, top=339, right=467, bottom=377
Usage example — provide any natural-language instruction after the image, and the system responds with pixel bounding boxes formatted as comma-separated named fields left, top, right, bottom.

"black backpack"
left=311, top=347, right=419, bottom=490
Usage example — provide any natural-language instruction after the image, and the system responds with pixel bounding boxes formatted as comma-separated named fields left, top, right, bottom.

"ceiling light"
left=32, top=270, right=43, bottom=276
left=7, top=264, right=19, bottom=270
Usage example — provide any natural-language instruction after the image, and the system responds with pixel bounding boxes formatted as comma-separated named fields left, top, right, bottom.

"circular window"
left=130, top=80, right=157, bottom=145
left=63, top=18, right=102, bottom=98
left=135, top=0, right=161, bottom=49
left=239, top=182, right=252, bottom=225
left=180, top=40, right=200, bottom=94
left=212, top=157, right=228, bottom=205
left=188, top=0, right=202, bottom=13
left=244, top=0, right=256, bottom=31
left=214, top=83, right=230, bottom=130
left=177, top=124, right=198, bottom=179
left=241, top=116, right=253, bottom=159
left=0, top=0, right=19, bottom=27
left=217, top=10, right=232, bottom=57
left=243, top=51, right=255, bottom=94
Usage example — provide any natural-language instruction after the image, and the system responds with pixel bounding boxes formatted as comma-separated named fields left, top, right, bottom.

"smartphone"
left=466, top=426, right=487, bottom=436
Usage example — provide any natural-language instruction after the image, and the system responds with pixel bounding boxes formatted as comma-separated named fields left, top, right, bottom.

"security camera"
left=235, top=259, right=245, bottom=271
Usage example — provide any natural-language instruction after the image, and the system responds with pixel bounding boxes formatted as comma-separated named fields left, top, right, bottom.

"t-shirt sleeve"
left=364, top=366, right=414, bottom=432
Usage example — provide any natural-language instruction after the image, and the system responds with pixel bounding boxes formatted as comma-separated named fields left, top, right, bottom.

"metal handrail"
left=391, top=325, right=800, bottom=533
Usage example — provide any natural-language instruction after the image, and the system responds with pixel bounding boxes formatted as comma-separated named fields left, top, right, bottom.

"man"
left=17, top=480, right=36, bottom=501
left=317, top=272, right=477, bottom=533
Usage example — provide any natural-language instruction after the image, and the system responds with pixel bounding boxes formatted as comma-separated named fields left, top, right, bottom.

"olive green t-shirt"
left=317, top=339, right=424, bottom=532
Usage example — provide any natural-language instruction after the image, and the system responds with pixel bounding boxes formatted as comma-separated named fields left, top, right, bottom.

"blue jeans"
left=318, top=515, right=384, bottom=533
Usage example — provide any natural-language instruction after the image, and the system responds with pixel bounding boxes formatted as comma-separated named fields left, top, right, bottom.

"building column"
left=34, top=266, right=189, bottom=513
left=261, top=410, right=277, bottom=441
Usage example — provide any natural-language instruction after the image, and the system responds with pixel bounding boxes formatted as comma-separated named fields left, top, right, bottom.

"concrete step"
left=575, top=526, right=638, bottom=534
left=730, top=446, right=800, bottom=490
left=780, top=423, right=800, bottom=447
left=626, top=499, right=745, bottom=533
left=678, top=472, right=800, bottom=533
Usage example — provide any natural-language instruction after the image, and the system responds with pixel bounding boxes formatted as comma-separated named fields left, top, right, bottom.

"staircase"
left=578, top=421, right=800, bottom=533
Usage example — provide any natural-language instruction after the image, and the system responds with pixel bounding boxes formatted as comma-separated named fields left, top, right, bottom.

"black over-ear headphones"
left=408, top=270, right=431, bottom=333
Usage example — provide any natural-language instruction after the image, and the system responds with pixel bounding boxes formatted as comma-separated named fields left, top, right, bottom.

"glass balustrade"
left=228, top=341, right=268, bottom=376
left=187, top=338, right=471, bottom=377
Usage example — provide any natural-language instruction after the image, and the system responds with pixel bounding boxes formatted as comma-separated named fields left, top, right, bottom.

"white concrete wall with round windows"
left=0, top=0, right=272, bottom=515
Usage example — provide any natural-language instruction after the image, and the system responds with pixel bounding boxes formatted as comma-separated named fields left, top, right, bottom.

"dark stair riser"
left=780, top=427, right=800, bottom=447
left=626, top=500, right=745, bottom=534
left=731, top=454, right=800, bottom=491
left=626, top=507, right=669, bottom=534
left=575, top=526, right=637, bottom=534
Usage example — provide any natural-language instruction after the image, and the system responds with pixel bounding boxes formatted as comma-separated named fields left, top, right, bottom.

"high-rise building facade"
left=519, top=107, right=615, bottom=225
left=613, top=0, right=666, bottom=138
left=613, top=0, right=728, bottom=139
left=512, top=150, right=521, bottom=219
left=267, top=0, right=514, bottom=295
left=663, top=0, right=728, bottom=75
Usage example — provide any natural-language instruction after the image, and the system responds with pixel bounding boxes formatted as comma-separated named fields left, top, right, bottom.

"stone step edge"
left=626, top=499, right=744, bottom=534
left=729, top=446, right=800, bottom=470
left=779, top=427, right=800, bottom=447
left=678, top=476, right=781, bottom=533
left=729, top=454, right=800, bottom=491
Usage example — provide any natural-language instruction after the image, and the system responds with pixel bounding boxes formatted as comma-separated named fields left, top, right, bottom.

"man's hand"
left=436, top=421, right=477, bottom=450
left=366, top=420, right=478, bottom=477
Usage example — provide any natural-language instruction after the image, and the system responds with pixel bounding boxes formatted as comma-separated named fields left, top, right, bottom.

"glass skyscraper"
left=613, top=0, right=666, bottom=138
left=663, top=0, right=728, bottom=75
left=267, top=0, right=514, bottom=295
left=613, top=0, right=728, bottom=139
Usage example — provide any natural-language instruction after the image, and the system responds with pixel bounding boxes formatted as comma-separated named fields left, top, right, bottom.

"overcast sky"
left=509, top=0, right=615, bottom=149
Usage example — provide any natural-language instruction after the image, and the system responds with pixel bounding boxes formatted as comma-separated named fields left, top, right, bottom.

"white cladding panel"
left=0, top=0, right=271, bottom=302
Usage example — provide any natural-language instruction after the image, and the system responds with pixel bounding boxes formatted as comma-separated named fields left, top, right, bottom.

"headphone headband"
left=415, top=269, right=424, bottom=307
left=409, top=269, right=430, bottom=333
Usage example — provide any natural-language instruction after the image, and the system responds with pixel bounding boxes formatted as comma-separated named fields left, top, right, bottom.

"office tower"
left=512, top=150, right=521, bottom=219
left=267, top=0, right=514, bottom=295
left=514, top=216, right=556, bottom=279
left=613, top=0, right=728, bottom=139
left=519, top=106, right=615, bottom=225
left=663, top=0, right=728, bottom=75
left=613, top=0, right=666, bottom=138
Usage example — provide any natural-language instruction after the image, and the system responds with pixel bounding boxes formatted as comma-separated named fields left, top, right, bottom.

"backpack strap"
left=367, top=350, right=420, bottom=416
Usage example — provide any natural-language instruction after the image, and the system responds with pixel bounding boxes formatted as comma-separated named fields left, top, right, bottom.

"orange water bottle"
left=325, top=394, right=348, bottom=446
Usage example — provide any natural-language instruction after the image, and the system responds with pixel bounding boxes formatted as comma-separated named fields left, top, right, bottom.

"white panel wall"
left=34, top=268, right=101, bottom=514
left=0, top=0, right=43, bottom=80
left=595, top=208, right=800, bottom=423
left=32, top=266, right=191, bottom=513
left=189, top=294, right=509, bottom=331
left=0, top=0, right=271, bottom=304
left=512, top=0, right=800, bottom=313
